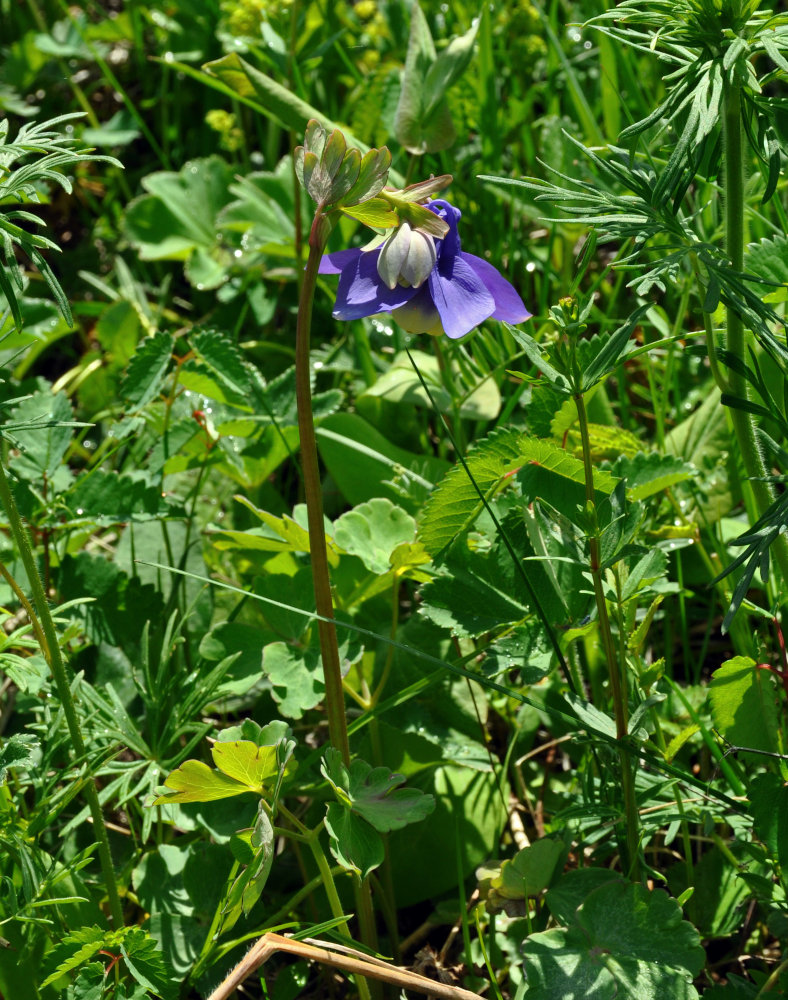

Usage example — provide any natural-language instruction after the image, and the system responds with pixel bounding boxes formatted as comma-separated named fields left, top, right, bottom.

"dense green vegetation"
left=3, top=1, right=788, bottom=997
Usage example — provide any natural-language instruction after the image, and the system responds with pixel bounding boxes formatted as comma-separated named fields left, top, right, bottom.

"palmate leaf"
left=152, top=740, right=283, bottom=805
left=524, top=878, right=705, bottom=1000
left=321, top=748, right=435, bottom=833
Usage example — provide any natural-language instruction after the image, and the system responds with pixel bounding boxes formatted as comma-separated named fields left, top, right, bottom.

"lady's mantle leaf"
left=321, top=748, right=435, bottom=832
left=523, top=879, right=704, bottom=999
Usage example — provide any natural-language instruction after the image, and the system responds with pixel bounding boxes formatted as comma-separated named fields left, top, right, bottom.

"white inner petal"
left=377, top=223, right=413, bottom=290
left=400, top=232, right=436, bottom=288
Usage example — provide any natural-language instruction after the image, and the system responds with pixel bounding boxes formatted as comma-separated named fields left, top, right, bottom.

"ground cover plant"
left=4, top=0, right=788, bottom=997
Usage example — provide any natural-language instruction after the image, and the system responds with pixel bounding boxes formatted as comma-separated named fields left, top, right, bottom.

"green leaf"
left=340, top=197, right=399, bottom=228
left=419, top=535, right=530, bottom=638
left=66, top=963, right=105, bottom=1000
left=544, top=867, right=622, bottom=926
left=7, top=390, right=74, bottom=481
left=524, top=879, right=704, bottom=999
left=211, top=741, right=280, bottom=792
left=324, top=802, right=384, bottom=879
left=0, top=734, right=38, bottom=784
left=41, top=925, right=107, bottom=989
left=120, top=927, right=176, bottom=999
left=334, top=498, right=416, bottom=575
left=202, top=53, right=397, bottom=178
left=124, top=156, right=233, bottom=287
left=152, top=759, right=254, bottom=805
left=121, top=331, right=174, bottom=411
left=316, top=412, right=449, bottom=512
left=750, top=773, right=788, bottom=871
left=322, top=748, right=435, bottom=832
left=362, top=349, right=501, bottom=420
left=418, top=427, right=523, bottom=556
left=224, top=804, right=275, bottom=926
left=709, top=656, right=781, bottom=756
left=486, top=839, right=565, bottom=904
left=614, top=452, right=695, bottom=502
left=67, top=470, right=177, bottom=524
left=423, top=18, right=478, bottom=118
left=263, top=621, right=362, bottom=719
left=746, top=233, right=788, bottom=291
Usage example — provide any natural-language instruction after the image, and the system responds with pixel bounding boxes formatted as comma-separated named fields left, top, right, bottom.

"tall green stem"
left=0, top=450, right=124, bottom=927
left=295, top=213, right=351, bottom=767
left=574, top=393, right=640, bottom=879
left=295, top=211, right=379, bottom=985
left=722, top=82, right=788, bottom=592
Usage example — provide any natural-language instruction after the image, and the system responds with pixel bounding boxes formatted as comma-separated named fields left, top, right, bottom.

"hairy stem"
left=722, top=81, right=788, bottom=591
left=0, top=449, right=124, bottom=927
left=574, top=393, right=640, bottom=879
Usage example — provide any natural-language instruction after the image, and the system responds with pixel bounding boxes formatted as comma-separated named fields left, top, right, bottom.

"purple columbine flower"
left=318, top=199, right=531, bottom=340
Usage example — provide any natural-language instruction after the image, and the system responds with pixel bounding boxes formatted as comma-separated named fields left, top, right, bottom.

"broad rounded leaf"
left=322, top=749, right=435, bottom=832
left=523, top=879, right=704, bottom=999
left=334, top=498, right=416, bottom=575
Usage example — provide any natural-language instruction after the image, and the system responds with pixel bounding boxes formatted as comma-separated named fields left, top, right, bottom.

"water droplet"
left=163, top=51, right=174, bottom=62
left=526, top=261, right=536, bottom=273
left=233, top=249, right=243, bottom=258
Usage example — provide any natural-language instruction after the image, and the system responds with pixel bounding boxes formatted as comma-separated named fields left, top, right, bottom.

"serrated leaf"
left=418, top=537, right=530, bottom=637
left=614, top=452, right=695, bottom=501
left=189, top=328, right=253, bottom=403
left=121, top=927, right=176, bottom=999
left=322, top=748, right=435, bottom=832
left=709, top=656, right=781, bottom=755
left=67, top=470, right=176, bottom=524
left=0, top=733, right=38, bottom=784
left=750, top=773, right=788, bottom=871
left=121, top=332, right=174, bottom=411
left=7, top=390, right=74, bottom=481
left=417, top=427, right=523, bottom=556
left=41, top=925, right=107, bottom=989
